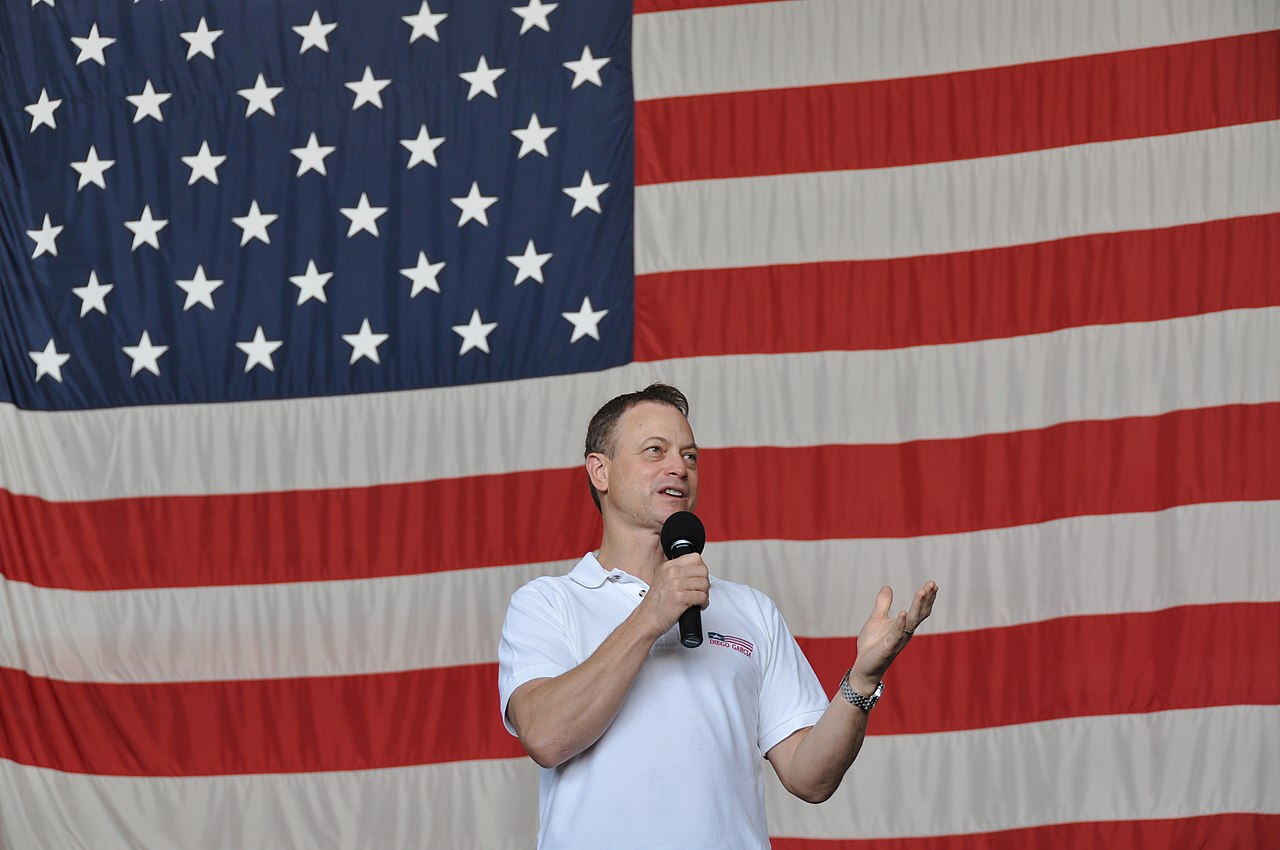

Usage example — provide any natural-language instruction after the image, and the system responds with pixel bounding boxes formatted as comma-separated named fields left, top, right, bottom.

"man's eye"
left=684, top=453, right=698, bottom=463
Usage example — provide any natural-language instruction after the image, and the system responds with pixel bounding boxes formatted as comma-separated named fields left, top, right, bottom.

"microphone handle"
left=668, top=541, right=704, bottom=648
left=678, top=606, right=703, bottom=648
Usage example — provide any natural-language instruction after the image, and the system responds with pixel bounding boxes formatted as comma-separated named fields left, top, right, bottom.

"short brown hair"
left=584, top=383, right=690, bottom=512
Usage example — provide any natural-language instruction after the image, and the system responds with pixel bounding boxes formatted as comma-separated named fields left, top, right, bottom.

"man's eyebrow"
left=638, top=436, right=698, bottom=452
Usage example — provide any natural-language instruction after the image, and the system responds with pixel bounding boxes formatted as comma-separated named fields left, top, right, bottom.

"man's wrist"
left=844, top=669, right=880, bottom=697
left=839, top=669, right=884, bottom=711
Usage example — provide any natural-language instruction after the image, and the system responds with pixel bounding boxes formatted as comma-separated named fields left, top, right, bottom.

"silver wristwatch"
left=839, top=669, right=883, bottom=711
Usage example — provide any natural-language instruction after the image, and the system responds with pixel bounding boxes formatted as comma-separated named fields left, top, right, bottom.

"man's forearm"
left=771, top=671, right=878, bottom=803
left=507, top=608, right=661, bottom=768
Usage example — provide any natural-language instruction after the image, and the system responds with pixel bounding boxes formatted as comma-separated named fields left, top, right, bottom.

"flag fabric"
left=3, top=0, right=1279, bottom=847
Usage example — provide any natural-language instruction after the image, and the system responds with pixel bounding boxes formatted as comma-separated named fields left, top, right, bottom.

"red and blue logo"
left=708, top=631, right=754, bottom=657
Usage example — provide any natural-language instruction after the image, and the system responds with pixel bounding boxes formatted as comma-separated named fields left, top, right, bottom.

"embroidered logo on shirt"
left=708, top=631, right=754, bottom=657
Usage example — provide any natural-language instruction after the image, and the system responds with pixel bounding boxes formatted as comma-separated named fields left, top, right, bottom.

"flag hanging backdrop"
left=2, top=0, right=1279, bottom=846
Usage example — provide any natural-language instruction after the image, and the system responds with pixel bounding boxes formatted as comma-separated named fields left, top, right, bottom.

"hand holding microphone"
left=660, top=511, right=707, bottom=648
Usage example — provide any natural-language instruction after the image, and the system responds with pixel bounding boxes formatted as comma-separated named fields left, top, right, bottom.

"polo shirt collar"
left=568, top=552, right=640, bottom=588
left=567, top=552, right=610, bottom=587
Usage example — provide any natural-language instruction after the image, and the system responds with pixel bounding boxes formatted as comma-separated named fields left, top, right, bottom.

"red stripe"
left=634, top=0, right=784, bottom=14
left=635, top=214, right=1280, bottom=360
left=0, top=663, right=523, bottom=777
left=3, top=403, right=1278, bottom=590
left=698, top=403, right=1280, bottom=545
left=635, top=31, right=1280, bottom=183
left=3, top=603, right=1274, bottom=775
left=797, top=602, right=1280, bottom=736
left=770, top=813, right=1280, bottom=850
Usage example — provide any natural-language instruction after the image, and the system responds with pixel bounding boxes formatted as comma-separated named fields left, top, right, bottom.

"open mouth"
left=659, top=488, right=686, bottom=499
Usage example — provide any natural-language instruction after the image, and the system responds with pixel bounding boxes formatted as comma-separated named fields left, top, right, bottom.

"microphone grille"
left=660, top=511, right=705, bottom=557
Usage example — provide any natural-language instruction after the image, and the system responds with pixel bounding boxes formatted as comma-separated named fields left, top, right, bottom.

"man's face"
left=595, top=401, right=699, bottom=532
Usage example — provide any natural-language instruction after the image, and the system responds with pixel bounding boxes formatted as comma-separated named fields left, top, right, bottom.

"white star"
left=451, top=181, right=497, bottom=227
left=403, top=1, right=447, bottom=43
left=340, top=193, right=387, bottom=237
left=452, top=309, right=497, bottom=355
left=289, top=259, right=333, bottom=305
left=180, top=17, right=223, bottom=60
left=175, top=264, right=225, bottom=311
left=32, top=0, right=56, bottom=8
left=72, top=270, right=113, bottom=316
left=562, top=296, right=609, bottom=342
left=511, top=113, right=557, bottom=159
left=71, top=145, right=115, bottom=190
left=232, top=200, right=278, bottom=246
left=563, top=170, right=610, bottom=216
left=181, top=140, right=227, bottom=185
left=26, top=214, right=63, bottom=258
left=512, top=0, right=558, bottom=34
left=236, top=326, right=283, bottom=372
left=342, top=318, right=389, bottom=364
left=237, top=73, right=284, bottom=117
left=122, top=331, right=168, bottom=377
left=27, top=214, right=63, bottom=258
left=506, top=240, right=552, bottom=285
left=564, top=45, right=610, bottom=89
left=125, top=205, right=168, bottom=250
left=25, top=88, right=62, bottom=132
left=459, top=55, right=505, bottom=101
left=29, top=339, right=71, bottom=383
left=126, top=79, right=172, bottom=123
left=400, top=250, right=445, bottom=297
left=346, top=66, right=390, bottom=110
left=292, top=11, right=336, bottom=54
left=72, top=23, right=116, bottom=66
left=400, top=124, right=445, bottom=168
left=291, top=132, right=335, bottom=176
left=512, top=0, right=557, bottom=34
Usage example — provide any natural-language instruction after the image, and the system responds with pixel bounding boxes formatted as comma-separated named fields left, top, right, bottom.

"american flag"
left=3, top=0, right=1278, bottom=847
left=708, top=631, right=755, bottom=657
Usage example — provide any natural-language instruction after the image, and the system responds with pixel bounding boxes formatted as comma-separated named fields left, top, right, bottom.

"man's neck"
left=595, top=523, right=666, bottom=586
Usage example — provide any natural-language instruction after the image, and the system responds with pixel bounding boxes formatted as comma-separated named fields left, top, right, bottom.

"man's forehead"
left=617, top=401, right=695, bottom=441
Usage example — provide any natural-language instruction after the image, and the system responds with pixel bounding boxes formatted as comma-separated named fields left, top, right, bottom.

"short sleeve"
left=497, top=579, right=579, bottom=735
left=755, top=591, right=829, bottom=755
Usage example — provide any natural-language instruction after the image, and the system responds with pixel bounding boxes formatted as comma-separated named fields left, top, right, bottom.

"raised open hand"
left=849, top=581, right=938, bottom=688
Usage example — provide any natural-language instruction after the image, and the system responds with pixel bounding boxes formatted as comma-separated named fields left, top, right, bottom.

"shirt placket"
left=605, top=570, right=649, bottom=608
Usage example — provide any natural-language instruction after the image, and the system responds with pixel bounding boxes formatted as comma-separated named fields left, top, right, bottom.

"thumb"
left=871, top=585, right=893, bottom=620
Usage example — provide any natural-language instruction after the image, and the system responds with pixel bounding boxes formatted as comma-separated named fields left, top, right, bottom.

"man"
left=498, top=384, right=938, bottom=849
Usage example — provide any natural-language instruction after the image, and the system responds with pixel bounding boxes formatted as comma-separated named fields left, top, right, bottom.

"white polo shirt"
left=498, top=553, right=829, bottom=850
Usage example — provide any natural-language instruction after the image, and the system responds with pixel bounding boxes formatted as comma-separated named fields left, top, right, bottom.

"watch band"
left=839, top=669, right=884, bottom=711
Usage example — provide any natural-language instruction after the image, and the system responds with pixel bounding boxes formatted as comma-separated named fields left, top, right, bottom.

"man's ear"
left=585, top=453, right=609, bottom=494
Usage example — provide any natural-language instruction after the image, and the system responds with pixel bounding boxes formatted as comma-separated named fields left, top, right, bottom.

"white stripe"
left=0, top=757, right=542, bottom=850
left=3, top=707, right=1276, bottom=848
left=722, top=500, right=1280, bottom=639
left=5, top=501, right=1276, bottom=682
left=3, top=306, right=1277, bottom=502
left=635, top=121, right=1280, bottom=274
left=634, top=0, right=1280, bottom=100
left=0, top=561, right=560, bottom=683
left=765, top=706, right=1280, bottom=839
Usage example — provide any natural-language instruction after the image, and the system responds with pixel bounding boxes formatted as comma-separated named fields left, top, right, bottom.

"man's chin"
left=655, top=500, right=694, bottom=524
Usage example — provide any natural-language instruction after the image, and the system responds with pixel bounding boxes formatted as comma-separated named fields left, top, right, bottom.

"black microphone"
left=660, top=511, right=707, bottom=648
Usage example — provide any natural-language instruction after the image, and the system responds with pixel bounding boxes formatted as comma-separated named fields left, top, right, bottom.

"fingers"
left=904, top=581, right=938, bottom=633
left=659, top=553, right=710, bottom=609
